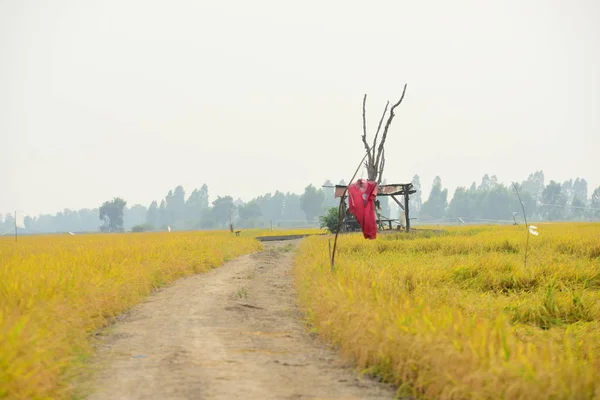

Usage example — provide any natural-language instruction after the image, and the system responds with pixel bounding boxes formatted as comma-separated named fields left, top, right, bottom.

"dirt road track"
left=84, top=240, right=396, bottom=400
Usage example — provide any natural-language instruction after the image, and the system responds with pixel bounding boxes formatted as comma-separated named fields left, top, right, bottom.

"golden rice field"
left=294, top=223, right=600, bottom=400
left=0, top=231, right=262, bottom=400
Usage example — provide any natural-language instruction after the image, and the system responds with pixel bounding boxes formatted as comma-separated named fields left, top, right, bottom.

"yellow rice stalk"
left=0, top=231, right=262, bottom=399
left=294, top=223, right=600, bottom=399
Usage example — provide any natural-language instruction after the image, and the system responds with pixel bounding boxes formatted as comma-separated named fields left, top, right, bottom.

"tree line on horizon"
left=420, top=171, right=600, bottom=223
left=2, top=170, right=599, bottom=234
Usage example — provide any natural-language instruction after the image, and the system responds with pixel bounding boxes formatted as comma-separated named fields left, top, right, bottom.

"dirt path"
left=84, top=240, right=396, bottom=400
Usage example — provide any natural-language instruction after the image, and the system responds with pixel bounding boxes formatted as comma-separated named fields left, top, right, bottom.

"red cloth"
left=347, top=179, right=378, bottom=239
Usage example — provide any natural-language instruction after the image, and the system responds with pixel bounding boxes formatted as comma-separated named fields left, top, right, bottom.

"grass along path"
left=294, top=223, right=600, bottom=399
left=0, top=231, right=261, bottom=399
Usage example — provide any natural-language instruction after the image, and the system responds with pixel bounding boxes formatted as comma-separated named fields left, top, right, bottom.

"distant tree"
left=254, top=191, right=285, bottom=224
left=146, top=201, right=159, bottom=227
left=410, top=175, right=422, bottom=215
left=510, top=183, right=536, bottom=221
left=197, top=208, right=215, bottom=229
left=479, top=184, right=513, bottom=220
left=446, top=186, right=473, bottom=220
left=570, top=197, right=586, bottom=220
left=568, top=178, right=588, bottom=219
left=124, top=204, right=147, bottom=230
left=157, top=200, right=168, bottom=229
left=0, top=213, right=14, bottom=233
left=541, top=181, right=566, bottom=220
left=239, top=190, right=305, bottom=228
left=322, top=180, right=338, bottom=210
left=281, top=193, right=305, bottom=223
left=185, top=185, right=209, bottom=228
left=173, top=185, right=186, bottom=223
left=78, top=208, right=100, bottom=232
left=238, top=200, right=262, bottom=228
left=478, top=174, right=499, bottom=191
left=212, top=196, right=235, bottom=227
left=300, top=184, right=325, bottom=222
left=52, top=211, right=64, bottom=231
left=163, top=190, right=174, bottom=225
left=99, top=197, right=127, bottom=232
left=520, top=171, right=545, bottom=217
left=562, top=179, right=575, bottom=217
left=55, top=208, right=80, bottom=232
left=198, top=184, right=209, bottom=208
left=270, top=191, right=286, bottom=222
left=589, top=187, right=600, bottom=219
left=420, top=176, right=448, bottom=220
left=185, top=189, right=201, bottom=226
left=234, top=198, right=244, bottom=210
left=131, top=223, right=153, bottom=232
left=319, top=207, right=339, bottom=233
left=521, top=171, right=545, bottom=197
left=573, top=178, right=588, bottom=206
left=253, top=193, right=270, bottom=224
left=165, top=185, right=186, bottom=229
left=445, top=178, right=526, bottom=222
left=562, top=179, right=574, bottom=202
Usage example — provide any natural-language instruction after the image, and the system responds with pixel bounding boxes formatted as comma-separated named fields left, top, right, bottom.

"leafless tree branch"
left=374, top=83, right=407, bottom=173
left=360, top=94, right=373, bottom=166
left=371, top=101, right=389, bottom=161
left=377, top=148, right=386, bottom=184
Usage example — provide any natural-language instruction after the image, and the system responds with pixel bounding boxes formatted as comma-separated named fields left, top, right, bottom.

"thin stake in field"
left=512, top=182, right=533, bottom=268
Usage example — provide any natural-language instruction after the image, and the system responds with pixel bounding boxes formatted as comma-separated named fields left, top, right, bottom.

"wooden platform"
left=323, top=181, right=416, bottom=232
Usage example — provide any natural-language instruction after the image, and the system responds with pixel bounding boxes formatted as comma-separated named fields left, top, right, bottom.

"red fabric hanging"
left=347, top=179, right=378, bottom=239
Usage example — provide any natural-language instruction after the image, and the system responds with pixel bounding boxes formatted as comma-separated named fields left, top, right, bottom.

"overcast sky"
left=1, top=0, right=598, bottom=216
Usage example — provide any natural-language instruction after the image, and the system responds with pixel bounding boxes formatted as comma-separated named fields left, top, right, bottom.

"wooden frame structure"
left=324, top=182, right=416, bottom=232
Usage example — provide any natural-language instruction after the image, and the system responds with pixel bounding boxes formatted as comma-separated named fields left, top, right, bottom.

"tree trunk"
left=366, top=164, right=378, bottom=181
left=360, top=84, right=407, bottom=183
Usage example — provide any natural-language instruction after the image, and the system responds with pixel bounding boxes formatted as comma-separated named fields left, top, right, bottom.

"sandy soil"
left=84, top=240, right=397, bottom=400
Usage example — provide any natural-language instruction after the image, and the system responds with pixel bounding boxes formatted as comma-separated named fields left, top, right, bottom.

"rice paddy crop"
left=0, top=231, right=262, bottom=400
left=294, top=223, right=600, bottom=399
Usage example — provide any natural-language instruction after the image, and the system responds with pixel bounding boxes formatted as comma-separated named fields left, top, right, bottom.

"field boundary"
left=255, top=234, right=325, bottom=242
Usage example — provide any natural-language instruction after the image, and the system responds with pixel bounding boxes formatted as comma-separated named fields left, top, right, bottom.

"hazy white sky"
left=1, top=0, right=599, bottom=216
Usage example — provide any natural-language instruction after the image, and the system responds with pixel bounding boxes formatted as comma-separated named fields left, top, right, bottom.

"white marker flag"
left=15, top=212, right=26, bottom=229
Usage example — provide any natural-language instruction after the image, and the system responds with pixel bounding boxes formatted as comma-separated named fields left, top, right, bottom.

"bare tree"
left=360, top=84, right=408, bottom=183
